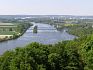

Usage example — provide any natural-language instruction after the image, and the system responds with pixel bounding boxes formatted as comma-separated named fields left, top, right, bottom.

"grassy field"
left=64, top=23, right=78, bottom=26
left=0, top=31, right=16, bottom=35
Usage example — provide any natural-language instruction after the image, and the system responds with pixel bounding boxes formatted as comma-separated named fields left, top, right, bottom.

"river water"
left=0, top=22, right=76, bottom=55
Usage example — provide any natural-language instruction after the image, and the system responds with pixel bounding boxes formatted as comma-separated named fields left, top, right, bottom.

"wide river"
left=0, top=22, right=76, bottom=55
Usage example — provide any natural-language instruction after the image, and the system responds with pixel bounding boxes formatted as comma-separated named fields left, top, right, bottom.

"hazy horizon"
left=0, top=0, right=93, bottom=16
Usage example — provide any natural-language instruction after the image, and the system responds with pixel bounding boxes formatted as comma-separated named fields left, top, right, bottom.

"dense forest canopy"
left=0, top=35, right=93, bottom=70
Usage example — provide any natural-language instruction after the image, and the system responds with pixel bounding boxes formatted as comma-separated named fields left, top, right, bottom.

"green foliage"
left=0, top=41, right=85, bottom=70
left=16, top=23, right=31, bottom=33
left=67, top=24, right=93, bottom=37
left=1, top=34, right=93, bottom=70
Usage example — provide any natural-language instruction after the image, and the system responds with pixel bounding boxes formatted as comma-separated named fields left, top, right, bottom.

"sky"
left=0, top=0, right=93, bottom=15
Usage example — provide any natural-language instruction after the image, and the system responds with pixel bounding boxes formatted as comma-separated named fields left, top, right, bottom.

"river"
left=0, top=22, right=76, bottom=55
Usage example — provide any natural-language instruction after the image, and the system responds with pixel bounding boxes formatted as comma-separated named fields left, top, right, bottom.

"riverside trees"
left=0, top=39, right=86, bottom=70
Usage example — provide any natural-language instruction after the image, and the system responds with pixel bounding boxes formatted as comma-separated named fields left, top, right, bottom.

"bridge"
left=29, top=27, right=57, bottom=30
left=29, top=29, right=57, bottom=30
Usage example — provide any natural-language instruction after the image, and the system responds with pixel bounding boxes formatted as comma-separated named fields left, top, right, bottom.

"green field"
left=0, top=31, right=16, bottom=35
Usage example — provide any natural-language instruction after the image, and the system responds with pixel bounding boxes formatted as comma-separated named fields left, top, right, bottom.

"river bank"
left=0, top=23, right=32, bottom=42
left=0, top=22, right=76, bottom=55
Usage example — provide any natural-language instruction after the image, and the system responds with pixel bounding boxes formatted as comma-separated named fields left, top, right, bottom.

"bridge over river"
left=29, top=27, right=57, bottom=30
left=27, top=23, right=58, bottom=32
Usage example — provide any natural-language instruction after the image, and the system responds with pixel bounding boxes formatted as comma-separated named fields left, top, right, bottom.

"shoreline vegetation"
left=0, top=35, right=93, bottom=70
left=1, top=16, right=93, bottom=69
left=0, top=23, right=33, bottom=42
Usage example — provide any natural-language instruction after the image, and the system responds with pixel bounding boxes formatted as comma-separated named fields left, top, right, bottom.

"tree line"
left=0, top=34, right=93, bottom=70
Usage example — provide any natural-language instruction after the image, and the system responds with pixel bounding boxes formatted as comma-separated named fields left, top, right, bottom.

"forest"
left=0, top=18, right=93, bottom=70
left=0, top=33, right=93, bottom=70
